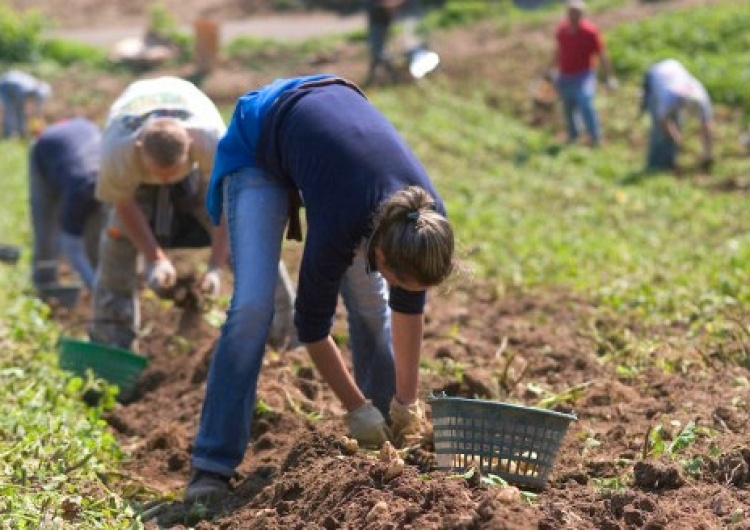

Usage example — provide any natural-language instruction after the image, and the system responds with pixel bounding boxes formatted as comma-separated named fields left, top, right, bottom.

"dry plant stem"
left=641, top=425, right=652, bottom=460
left=306, top=335, right=365, bottom=411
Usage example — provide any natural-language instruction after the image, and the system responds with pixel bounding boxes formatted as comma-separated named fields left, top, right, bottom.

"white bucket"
left=408, top=48, right=440, bottom=79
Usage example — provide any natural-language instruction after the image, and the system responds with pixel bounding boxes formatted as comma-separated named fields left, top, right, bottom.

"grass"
left=373, top=80, right=750, bottom=330
left=1, top=0, right=750, bottom=525
left=0, top=143, right=138, bottom=527
left=608, top=1, right=750, bottom=115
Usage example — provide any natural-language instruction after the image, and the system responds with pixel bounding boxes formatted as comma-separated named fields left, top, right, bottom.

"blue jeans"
left=556, top=71, right=600, bottom=144
left=646, top=105, right=680, bottom=171
left=0, top=86, right=27, bottom=138
left=192, top=167, right=395, bottom=476
left=28, top=147, right=101, bottom=288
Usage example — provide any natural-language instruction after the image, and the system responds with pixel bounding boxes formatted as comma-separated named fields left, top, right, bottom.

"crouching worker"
left=30, top=117, right=104, bottom=290
left=89, top=76, right=296, bottom=350
left=642, top=59, right=714, bottom=172
left=0, top=70, right=51, bottom=139
left=186, top=75, right=455, bottom=504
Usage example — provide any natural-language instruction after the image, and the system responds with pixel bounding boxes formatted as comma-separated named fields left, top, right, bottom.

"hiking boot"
left=184, top=469, right=231, bottom=505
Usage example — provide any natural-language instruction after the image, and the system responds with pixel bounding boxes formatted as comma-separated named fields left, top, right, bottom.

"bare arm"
left=306, top=336, right=366, bottom=412
left=661, top=116, right=682, bottom=145
left=599, top=50, right=615, bottom=81
left=115, top=196, right=165, bottom=263
left=392, top=311, right=424, bottom=405
left=548, top=47, right=560, bottom=74
left=700, top=119, right=714, bottom=160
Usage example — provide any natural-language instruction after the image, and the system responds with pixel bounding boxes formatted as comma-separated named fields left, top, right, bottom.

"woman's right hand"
left=345, top=402, right=391, bottom=448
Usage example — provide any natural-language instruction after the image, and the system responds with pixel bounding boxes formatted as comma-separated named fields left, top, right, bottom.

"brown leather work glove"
left=389, top=398, right=430, bottom=448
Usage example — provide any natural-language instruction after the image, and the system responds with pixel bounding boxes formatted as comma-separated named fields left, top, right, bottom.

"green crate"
left=58, top=337, right=148, bottom=394
left=429, top=396, right=577, bottom=489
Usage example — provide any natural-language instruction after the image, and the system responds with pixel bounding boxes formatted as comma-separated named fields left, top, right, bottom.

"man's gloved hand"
left=345, top=402, right=391, bottom=448
left=146, top=258, right=177, bottom=291
left=200, top=267, right=221, bottom=297
left=606, top=76, right=619, bottom=91
left=390, top=398, right=429, bottom=448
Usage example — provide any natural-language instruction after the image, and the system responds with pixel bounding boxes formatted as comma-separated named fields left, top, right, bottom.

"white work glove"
left=606, top=76, right=619, bottom=91
left=390, top=398, right=428, bottom=448
left=146, top=258, right=177, bottom=291
left=345, top=402, right=391, bottom=448
left=200, top=267, right=221, bottom=297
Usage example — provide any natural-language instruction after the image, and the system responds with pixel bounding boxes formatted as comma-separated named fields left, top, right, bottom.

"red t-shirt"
left=556, top=19, right=604, bottom=76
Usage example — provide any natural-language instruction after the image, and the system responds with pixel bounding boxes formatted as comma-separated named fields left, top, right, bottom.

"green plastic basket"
left=58, top=337, right=148, bottom=394
left=429, top=396, right=577, bottom=489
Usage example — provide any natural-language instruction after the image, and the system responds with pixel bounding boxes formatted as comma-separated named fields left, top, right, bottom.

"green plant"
left=608, top=2, right=750, bottom=114
left=284, top=390, right=322, bottom=422
left=40, top=38, right=108, bottom=67
left=645, top=419, right=700, bottom=458
left=0, top=1, right=46, bottom=63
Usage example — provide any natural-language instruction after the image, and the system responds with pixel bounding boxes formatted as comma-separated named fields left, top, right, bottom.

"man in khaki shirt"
left=90, top=76, right=295, bottom=350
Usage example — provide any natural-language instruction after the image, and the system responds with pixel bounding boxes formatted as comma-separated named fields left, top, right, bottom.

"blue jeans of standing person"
left=366, top=6, right=397, bottom=85
left=0, top=85, right=27, bottom=138
left=646, top=105, right=680, bottom=171
left=191, top=167, right=396, bottom=477
left=556, top=71, right=600, bottom=145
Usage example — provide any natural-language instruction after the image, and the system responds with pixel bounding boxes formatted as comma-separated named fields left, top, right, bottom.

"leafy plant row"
left=608, top=2, right=750, bottom=116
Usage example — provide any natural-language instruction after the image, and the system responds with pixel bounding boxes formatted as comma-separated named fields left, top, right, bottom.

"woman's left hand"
left=390, top=398, right=429, bottom=447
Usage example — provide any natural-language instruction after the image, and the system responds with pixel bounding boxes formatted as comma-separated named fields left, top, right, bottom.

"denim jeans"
left=0, top=87, right=26, bottom=138
left=646, top=105, right=680, bottom=171
left=192, top=167, right=395, bottom=476
left=89, top=180, right=214, bottom=349
left=28, top=147, right=101, bottom=288
left=556, top=71, right=600, bottom=144
left=366, top=10, right=395, bottom=85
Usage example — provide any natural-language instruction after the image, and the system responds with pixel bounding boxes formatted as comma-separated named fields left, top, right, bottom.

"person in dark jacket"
left=29, top=118, right=103, bottom=290
left=186, top=75, right=455, bottom=504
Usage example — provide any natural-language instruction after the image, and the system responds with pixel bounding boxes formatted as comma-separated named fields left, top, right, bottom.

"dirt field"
left=37, top=0, right=750, bottom=528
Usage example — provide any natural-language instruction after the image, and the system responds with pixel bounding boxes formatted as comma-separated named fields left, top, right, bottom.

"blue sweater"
left=32, top=117, right=101, bottom=236
left=207, top=76, right=446, bottom=342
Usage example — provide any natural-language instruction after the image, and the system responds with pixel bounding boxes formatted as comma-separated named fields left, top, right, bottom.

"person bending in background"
left=549, top=0, right=617, bottom=146
left=641, top=59, right=714, bottom=172
left=0, top=70, right=51, bottom=139
left=88, top=76, right=295, bottom=351
left=29, top=117, right=104, bottom=290
left=185, top=75, right=455, bottom=504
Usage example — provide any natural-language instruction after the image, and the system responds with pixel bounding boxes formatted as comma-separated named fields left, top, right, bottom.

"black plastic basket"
left=38, top=283, right=81, bottom=308
left=430, top=396, right=577, bottom=489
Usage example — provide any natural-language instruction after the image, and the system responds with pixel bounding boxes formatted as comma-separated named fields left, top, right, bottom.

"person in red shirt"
left=549, top=0, right=616, bottom=146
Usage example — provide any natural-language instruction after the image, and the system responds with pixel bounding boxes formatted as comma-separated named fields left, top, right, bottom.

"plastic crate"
left=38, top=283, right=81, bottom=308
left=58, top=337, right=148, bottom=395
left=430, top=396, right=576, bottom=489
